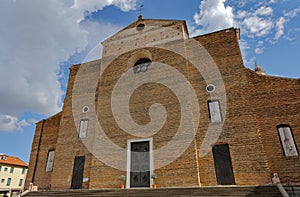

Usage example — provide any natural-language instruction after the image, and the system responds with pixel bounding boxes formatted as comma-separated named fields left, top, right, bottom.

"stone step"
left=23, top=186, right=284, bottom=197
left=285, top=186, right=300, bottom=197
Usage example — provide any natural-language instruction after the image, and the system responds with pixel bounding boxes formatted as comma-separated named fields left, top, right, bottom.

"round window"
left=82, top=106, right=89, bottom=113
left=206, top=84, right=215, bottom=92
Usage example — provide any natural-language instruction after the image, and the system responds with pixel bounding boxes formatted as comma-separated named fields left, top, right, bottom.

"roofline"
left=142, top=18, right=189, bottom=35
left=245, top=67, right=300, bottom=80
left=119, top=17, right=188, bottom=31
left=103, top=16, right=190, bottom=43
left=0, top=155, right=28, bottom=168
left=191, top=27, right=238, bottom=39
left=35, top=111, right=62, bottom=124
left=0, top=162, right=28, bottom=167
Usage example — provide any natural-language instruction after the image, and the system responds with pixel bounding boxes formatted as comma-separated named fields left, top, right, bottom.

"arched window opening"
left=136, top=23, right=145, bottom=31
left=133, top=58, right=151, bottom=74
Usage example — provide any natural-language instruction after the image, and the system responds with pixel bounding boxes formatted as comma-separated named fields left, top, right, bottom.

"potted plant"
left=119, top=175, right=126, bottom=189
left=151, top=173, right=157, bottom=188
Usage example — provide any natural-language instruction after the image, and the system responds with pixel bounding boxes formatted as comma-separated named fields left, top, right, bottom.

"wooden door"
left=71, top=156, right=85, bottom=189
left=130, top=141, right=150, bottom=187
left=213, top=144, right=235, bottom=185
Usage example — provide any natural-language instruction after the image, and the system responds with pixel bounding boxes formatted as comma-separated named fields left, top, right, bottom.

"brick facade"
left=25, top=112, right=61, bottom=189
left=26, top=17, right=300, bottom=190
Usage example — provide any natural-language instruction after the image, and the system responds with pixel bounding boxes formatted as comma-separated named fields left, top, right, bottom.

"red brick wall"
left=25, top=112, right=61, bottom=189
left=26, top=21, right=300, bottom=189
left=49, top=63, right=95, bottom=189
left=192, top=29, right=270, bottom=186
left=247, top=71, right=300, bottom=181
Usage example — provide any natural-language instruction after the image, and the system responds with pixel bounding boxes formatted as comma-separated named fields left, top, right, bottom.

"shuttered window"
left=208, top=100, right=222, bottom=123
left=19, top=179, right=23, bottom=186
left=6, top=178, right=11, bottom=186
left=277, top=125, right=298, bottom=157
left=45, top=150, right=55, bottom=172
left=79, top=119, right=88, bottom=139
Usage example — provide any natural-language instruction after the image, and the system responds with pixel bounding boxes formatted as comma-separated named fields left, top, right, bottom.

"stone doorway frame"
left=126, top=138, right=153, bottom=188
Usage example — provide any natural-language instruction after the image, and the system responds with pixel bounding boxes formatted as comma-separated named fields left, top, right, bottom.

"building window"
left=206, top=84, right=215, bottom=92
left=79, top=119, right=88, bottom=139
left=136, top=23, right=145, bottom=31
left=277, top=125, right=298, bottom=157
left=45, top=150, right=55, bottom=172
left=208, top=100, right=222, bottom=123
left=22, top=168, right=26, bottom=174
left=6, top=178, right=11, bottom=186
left=0, top=155, right=7, bottom=160
left=18, top=179, right=23, bottom=187
left=133, top=58, right=151, bottom=74
left=4, top=167, right=8, bottom=172
left=1, top=179, right=4, bottom=183
left=0, top=165, right=2, bottom=171
left=10, top=167, right=14, bottom=173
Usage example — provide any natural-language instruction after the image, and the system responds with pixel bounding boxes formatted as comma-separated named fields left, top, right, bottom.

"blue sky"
left=0, top=0, right=299, bottom=163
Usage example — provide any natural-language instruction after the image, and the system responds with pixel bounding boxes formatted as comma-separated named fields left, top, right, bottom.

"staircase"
left=23, top=186, right=285, bottom=197
left=285, top=186, right=300, bottom=197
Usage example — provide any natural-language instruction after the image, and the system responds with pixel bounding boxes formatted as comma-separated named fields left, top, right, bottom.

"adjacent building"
left=0, top=154, right=28, bottom=196
left=25, top=16, right=300, bottom=190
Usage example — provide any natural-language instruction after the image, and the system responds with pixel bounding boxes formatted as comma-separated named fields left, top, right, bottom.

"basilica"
left=25, top=16, right=300, bottom=190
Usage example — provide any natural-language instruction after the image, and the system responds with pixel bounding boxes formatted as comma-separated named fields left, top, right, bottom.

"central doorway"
left=127, top=139, right=152, bottom=188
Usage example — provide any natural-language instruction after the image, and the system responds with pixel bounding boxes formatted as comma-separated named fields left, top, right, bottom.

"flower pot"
left=120, top=184, right=125, bottom=189
left=152, top=183, right=156, bottom=188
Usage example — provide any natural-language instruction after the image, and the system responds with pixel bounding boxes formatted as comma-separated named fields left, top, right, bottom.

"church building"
left=25, top=16, right=300, bottom=190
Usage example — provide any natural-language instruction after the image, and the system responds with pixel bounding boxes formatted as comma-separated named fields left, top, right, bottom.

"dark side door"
left=71, top=156, right=85, bottom=189
left=212, top=144, right=235, bottom=185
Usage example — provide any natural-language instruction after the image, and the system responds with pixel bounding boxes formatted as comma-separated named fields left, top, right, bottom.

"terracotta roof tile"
left=0, top=154, right=28, bottom=167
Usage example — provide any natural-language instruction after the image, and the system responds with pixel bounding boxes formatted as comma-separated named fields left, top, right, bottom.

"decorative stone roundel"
left=82, top=106, right=89, bottom=113
left=206, top=84, right=215, bottom=92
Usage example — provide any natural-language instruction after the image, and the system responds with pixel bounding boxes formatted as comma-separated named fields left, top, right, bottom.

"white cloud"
left=72, top=0, right=136, bottom=12
left=191, top=0, right=300, bottom=69
left=231, top=0, right=276, bottom=9
left=193, top=0, right=234, bottom=34
left=0, top=0, right=136, bottom=132
left=274, top=17, right=286, bottom=40
left=284, top=6, right=300, bottom=18
left=80, top=20, right=122, bottom=62
left=236, top=6, right=274, bottom=37
left=255, top=48, right=264, bottom=54
left=237, top=1, right=247, bottom=8
left=239, top=39, right=250, bottom=62
left=255, top=41, right=265, bottom=54
left=236, top=10, right=248, bottom=19
left=191, top=2, right=277, bottom=50
left=243, top=15, right=274, bottom=37
left=255, top=6, right=273, bottom=16
left=0, top=114, right=30, bottom=132
left=72, top=0, right=137, bottom=22
left=191, top=1, right=276, bottom=63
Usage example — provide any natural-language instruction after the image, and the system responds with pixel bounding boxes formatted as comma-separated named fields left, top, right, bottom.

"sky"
left=0, top=0, right=299, bottom=163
